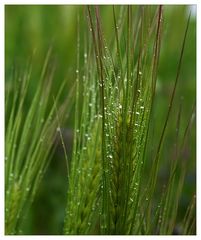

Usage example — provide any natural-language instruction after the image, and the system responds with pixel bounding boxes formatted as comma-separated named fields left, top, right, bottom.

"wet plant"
left=5, top=5, right=196, bottom=235
left=63, top=5, right=196, bottom=235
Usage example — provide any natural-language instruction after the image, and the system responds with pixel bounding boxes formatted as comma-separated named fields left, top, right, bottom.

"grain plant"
left=63, top=5, right=195, bottom=235
left=5, top=5, right=196, bottom=235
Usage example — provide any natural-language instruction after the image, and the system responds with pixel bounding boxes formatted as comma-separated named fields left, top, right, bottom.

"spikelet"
left=5, top=182, right=21, bottom=234
left=64, top=120, right=101, bottom=234
left=109, top=112, right=134, bottom=234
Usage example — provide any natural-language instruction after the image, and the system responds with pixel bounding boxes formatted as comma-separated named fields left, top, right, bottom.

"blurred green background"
left=5, top=5, right=196, bottom=234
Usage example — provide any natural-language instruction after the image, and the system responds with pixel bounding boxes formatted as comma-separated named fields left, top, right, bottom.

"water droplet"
left=84, top=53, right=87, bottom=58
left=88, top=222, right=91, bottom=226
left=139, top=71, right=142, bottom=75
left=89, top=103, right=92, bottom=107
left=26, top=187, right=30, bottom=192
left=130, top=197, right=134, bottom=202
left=76, top=129, right=80, bottom=133
left=98, top=114, right=103, bottom=118
left=140, top=106, right=144, bottom=109
left=119, top=104, right=122, bottom=109
left=57, top=127, right=61, bottom=132
left=76, top=69, right=79, bottom=74
left=136, top=112, right=140, bottom=115
left=108, top=155, right=112, bottom=159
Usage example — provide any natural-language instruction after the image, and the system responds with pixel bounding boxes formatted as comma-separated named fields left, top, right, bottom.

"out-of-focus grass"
left=5, top=5, right=196, bottom=234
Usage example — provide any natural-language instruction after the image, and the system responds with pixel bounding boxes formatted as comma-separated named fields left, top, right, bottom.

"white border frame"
left=1, top=1, right=199, bottom=239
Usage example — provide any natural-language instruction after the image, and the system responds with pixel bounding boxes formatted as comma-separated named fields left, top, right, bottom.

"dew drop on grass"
left=26, top=187, right=30, bottom=192
left=130, top=197, right=134, bottom=202
left=139, top=71, right=142, bottom=75
left=108, top=155, right=112, bottom=159
left=57, top=127, right=61, bottom=132
left=119, top=104, right=122, bottom=109
left=136, top=112, right=140, bottom=115
left=84, top=53, right=87, bottom=59
left=140, top=106, right=144, bottom=109
left=89, top=103, right=92, bottom=107
left=88, top=222, right=91, bottom=226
